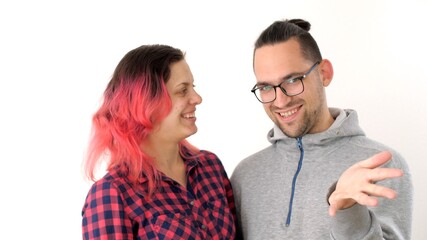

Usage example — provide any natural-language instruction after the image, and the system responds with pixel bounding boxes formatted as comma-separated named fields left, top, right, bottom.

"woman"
left=82, top=44, right=236, bottom=239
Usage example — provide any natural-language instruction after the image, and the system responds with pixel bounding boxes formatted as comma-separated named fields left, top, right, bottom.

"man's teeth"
left=279, top=109, right=297, bottom=117
left=183, top=113, right=195, bottom=118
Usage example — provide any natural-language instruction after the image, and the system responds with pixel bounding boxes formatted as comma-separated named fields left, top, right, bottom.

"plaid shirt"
left=82, top=149, right=236, bottom=239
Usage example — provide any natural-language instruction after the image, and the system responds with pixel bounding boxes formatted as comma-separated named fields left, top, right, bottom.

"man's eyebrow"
left=281, top=70, right=305, bottom=81
left=255, top=80, right=272, bottom=86
left=256, top=71, right=304, bottom=85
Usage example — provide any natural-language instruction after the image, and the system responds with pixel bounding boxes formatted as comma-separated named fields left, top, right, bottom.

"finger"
left=329, top=191, right=377, bottom=210
left=328, top=199, right=348, bottom=216
left=363, top=183, right=398, bottom=199
left=356, top=151, right=392, bottom=169
left=329, top=204, right=338, bottom=217
left=350, top=191, right=379, bottom=207
left=328, top=193, right=376, bottom=216
left=368, top=168, right=403, bottom=182
left=328, top=193, right=356, bottom=209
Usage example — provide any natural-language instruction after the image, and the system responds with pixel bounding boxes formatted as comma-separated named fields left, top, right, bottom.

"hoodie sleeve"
left=329, top=153, right=413, bottom=240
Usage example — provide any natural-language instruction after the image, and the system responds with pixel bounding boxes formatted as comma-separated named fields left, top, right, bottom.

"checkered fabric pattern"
left=82, top=149, right=236, bottom=239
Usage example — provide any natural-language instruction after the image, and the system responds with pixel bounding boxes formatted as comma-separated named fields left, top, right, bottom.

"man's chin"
left=279, top=126, right=305, bottom=138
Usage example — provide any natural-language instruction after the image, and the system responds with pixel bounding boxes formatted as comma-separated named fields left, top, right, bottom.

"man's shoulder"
left=348, top=136, right=408, bottom=169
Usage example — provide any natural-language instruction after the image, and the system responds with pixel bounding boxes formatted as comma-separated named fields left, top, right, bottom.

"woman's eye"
left=180, top=88, right=188, bottom=94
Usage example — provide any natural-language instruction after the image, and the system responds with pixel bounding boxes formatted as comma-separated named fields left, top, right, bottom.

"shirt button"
left=201, top=224, right=207, bottom=230
left=189, top=200, right=194, bottom=205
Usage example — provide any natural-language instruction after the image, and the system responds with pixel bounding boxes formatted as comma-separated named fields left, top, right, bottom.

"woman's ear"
left=319, top=59, right=334, bottom=87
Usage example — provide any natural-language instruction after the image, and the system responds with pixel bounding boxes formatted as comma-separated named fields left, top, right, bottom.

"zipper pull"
left=297, top=137, right=303, bottom=150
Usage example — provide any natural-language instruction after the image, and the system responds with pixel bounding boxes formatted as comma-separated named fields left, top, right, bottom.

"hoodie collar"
left=268, top=108, right=365, bottom=144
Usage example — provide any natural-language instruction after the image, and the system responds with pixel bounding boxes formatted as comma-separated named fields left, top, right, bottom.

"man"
left=230, top=19, right=412, bottom=239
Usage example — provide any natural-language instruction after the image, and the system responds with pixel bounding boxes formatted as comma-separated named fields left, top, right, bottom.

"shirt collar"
left=136, top=146, right=203, bottom=184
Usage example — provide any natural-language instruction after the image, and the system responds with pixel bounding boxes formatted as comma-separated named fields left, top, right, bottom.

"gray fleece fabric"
left=230, top=108, right=412, bottom=240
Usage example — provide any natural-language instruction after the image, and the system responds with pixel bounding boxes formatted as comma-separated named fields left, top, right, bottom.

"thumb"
left=328, top=204, right=338, bottom=217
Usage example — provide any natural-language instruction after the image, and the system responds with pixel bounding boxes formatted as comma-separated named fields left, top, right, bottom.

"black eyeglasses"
left=251, top=61, right=320, bottom=103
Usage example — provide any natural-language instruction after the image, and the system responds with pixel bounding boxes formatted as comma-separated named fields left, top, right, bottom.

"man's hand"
left=328, top=151, right=403, bottom=216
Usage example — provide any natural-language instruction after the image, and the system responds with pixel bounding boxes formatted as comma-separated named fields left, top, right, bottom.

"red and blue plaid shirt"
left=82, top=149, right=236, bottom=239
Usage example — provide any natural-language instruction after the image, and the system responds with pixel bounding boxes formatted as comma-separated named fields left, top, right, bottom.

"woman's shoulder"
left=86, top=169, right=132, bottom=196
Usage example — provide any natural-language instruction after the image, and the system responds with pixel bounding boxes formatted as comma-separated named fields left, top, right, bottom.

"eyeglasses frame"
left=251, top=61, right=321, bottom=103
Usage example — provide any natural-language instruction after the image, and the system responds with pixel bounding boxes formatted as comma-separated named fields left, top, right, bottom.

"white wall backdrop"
left=1, top=1, right=426, bottom=239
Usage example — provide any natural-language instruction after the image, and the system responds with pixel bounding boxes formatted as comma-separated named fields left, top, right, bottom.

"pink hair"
left=83, top=44, right=200, bottom=197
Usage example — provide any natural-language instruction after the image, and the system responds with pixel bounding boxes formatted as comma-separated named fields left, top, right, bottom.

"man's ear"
left=319, top=59, right=334, bottom=87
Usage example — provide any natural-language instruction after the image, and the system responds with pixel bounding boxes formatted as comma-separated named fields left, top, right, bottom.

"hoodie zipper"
left=286, top=137, right=305, bottom=227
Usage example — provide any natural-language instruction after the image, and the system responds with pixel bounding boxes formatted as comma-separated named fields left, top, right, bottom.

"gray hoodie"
left=230, top=108, right=412, bottom=239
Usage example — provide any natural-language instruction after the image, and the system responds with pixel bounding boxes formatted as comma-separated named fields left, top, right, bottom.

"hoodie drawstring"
left=286, top=137, right=304, bottom=226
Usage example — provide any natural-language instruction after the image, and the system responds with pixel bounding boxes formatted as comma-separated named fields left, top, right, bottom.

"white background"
left=1, top=1, right=426, bottom=239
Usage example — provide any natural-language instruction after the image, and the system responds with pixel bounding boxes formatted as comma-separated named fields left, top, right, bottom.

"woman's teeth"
left=183, top=113, right=195, bottom=118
